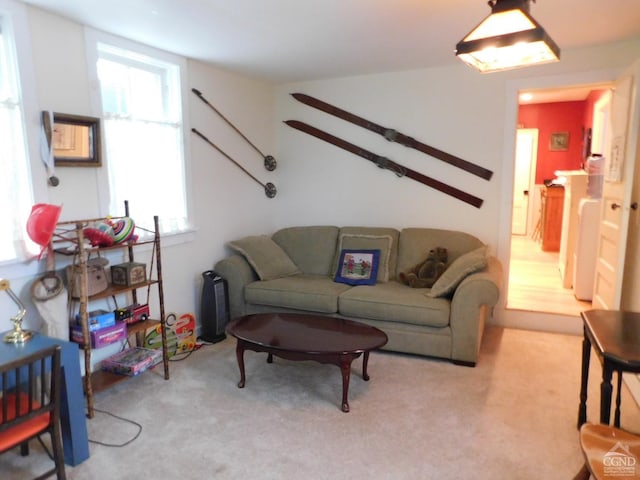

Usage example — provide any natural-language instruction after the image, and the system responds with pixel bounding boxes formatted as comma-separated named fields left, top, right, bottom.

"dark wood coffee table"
left=226, top=313, right=388, bottom=412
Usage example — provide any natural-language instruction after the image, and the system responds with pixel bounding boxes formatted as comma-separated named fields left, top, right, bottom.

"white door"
left=592, top=60, right=640, bottom=310
left=592, top=91, right=612, bottom=155
left=511, top=129, right=538, bottom=235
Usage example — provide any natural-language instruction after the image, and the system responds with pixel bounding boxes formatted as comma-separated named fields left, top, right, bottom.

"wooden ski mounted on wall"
left=291, top=93, right=493, bottom=181
left=285, top=120, right=483, bottom=208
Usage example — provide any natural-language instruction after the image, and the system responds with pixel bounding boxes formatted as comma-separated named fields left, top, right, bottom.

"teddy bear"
left=398, top=247, right=448, bottom=288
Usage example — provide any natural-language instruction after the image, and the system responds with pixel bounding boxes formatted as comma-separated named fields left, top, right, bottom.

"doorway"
left=506, top=82, right=612, bottom=317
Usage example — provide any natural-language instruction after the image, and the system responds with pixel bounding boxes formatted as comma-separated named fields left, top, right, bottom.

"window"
left=0, top=7, right=36, bottom=263
left=87, top=32, right=191, bottom=236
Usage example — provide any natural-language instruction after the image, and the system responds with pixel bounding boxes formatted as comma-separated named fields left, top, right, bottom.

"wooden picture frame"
left=549, top=132, right=569, bottom=152
left=42, top=112, right=102, bottom=167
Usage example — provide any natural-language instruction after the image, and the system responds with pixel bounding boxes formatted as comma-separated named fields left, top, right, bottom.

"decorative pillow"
left=228, top=235, right=301, bottom=281
left=334, top=249, right=380, bottom=286
left=334, top=234, right=393, bottom=282
left=426, top=246, right=488, bottom=298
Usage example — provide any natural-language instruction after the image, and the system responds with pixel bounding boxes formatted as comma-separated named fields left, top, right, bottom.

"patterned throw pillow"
left=334, top=234, right=393, bottom=282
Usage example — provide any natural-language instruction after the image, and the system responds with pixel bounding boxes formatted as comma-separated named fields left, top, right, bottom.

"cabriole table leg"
left=236, top=340, right=246, bottom=388
left=340, top=357, right=352, bottom=413
left=362, top=351, right=371, bottom=381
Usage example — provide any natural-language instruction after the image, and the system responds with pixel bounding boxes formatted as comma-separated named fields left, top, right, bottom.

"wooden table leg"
left=600, top=362, right=614, bottom=425
left=614, top=370, right=623, bottom=428
left=362, top=351, right=371, bottom=381
left=577, top=328, right=591, bottom=428
left=339, top=356, right=352, bottom=413
left=235, top=340, right=246, bottom=388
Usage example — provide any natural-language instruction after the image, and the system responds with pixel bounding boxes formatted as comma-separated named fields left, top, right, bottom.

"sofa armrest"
left=213, top=254, right=258, bottom=319
left=449, top=255, right=503, bottom=365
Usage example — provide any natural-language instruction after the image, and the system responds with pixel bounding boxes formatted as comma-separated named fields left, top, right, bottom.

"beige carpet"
left=2, top=325, right=639, bottom=479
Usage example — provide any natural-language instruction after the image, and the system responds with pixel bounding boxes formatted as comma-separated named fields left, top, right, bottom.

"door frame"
left=512, top=128, right=538, bottom=236
left=497, top=69, right=625, bottom=331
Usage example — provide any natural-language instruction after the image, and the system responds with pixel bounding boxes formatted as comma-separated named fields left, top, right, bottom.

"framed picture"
left=42, top=111, right=102, bottom=167
left=549, top=132, right=569, bottom=151
left=334, top=249, right=380, bottom=286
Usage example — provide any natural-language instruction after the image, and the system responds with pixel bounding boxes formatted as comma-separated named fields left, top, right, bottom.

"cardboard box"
left=75, top=309, right=115, bottom=331
left=70, top=322, right=127, bottom=348
left=111, top=262, right=147, bottom=287
left=101, top=347, right=162, bottom=376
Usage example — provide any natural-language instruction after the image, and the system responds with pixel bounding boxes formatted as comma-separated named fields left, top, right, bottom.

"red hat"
left=26, top=203, right=62, bottom=257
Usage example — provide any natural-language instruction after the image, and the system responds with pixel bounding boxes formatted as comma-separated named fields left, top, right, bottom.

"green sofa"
left=213, top=226, right=503, bottom=366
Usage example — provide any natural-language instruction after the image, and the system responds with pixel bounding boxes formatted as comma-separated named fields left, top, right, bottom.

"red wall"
left=518, top=101, right=587, bottom=183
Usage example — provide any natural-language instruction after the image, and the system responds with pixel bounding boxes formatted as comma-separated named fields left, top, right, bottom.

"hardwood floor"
left=507, top=234, right=592, bottom=316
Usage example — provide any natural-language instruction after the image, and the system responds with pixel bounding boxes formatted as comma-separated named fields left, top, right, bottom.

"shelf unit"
left=54, top=203, right=169, bottom=418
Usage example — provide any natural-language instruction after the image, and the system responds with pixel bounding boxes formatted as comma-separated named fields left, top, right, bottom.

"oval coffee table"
left=226, top=313, right=388, bottom=412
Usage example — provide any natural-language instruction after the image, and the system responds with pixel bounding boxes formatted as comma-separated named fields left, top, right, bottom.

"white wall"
left=274, top=67, right=503, bottom=242
left=2, top=2, right=640, bottom=338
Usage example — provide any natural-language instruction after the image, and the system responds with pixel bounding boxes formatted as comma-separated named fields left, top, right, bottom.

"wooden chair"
left=574, top=423, right=640, bottom=479
left=0, top=345, right=66, bottom=479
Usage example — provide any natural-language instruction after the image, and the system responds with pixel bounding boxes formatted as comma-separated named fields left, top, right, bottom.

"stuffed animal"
left=399, top=247, right=448, bottom=288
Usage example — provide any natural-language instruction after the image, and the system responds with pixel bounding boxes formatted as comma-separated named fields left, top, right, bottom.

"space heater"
left=199, top=270, right=230, bottom=343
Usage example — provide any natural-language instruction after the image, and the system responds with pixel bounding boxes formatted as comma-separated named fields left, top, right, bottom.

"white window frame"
left=84, top=28, right=195, bottom=244
left=0, top=0, right=48, bottom=278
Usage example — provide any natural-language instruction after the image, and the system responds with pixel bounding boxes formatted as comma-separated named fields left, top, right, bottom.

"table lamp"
left=1, top=278, right=33, bottom=343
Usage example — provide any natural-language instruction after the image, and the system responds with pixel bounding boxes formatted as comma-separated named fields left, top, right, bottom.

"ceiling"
left=19, top=0, right=640, bottom=86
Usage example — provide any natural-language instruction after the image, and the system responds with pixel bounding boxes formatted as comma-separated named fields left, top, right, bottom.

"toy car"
left=114, top=303, right=149, bottom=324
left=131, top=303, right=150, bottom=323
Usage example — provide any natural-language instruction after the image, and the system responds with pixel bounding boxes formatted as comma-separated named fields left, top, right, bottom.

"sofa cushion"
left=272, top=226, right=339, bottom=276
left=245, top=274, right=352, bottom=313
left=228, top=235, right=301, bottom=281
left=427, top=246, right=488, bottom=298
left=333, top=227, right=400, bottom=282
left=339, top=281, right=450, bottom=328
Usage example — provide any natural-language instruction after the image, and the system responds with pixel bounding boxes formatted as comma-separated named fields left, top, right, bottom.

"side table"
left=577, top=310, right=640, bottom=429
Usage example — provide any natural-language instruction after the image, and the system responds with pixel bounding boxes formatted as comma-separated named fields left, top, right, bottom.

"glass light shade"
left=455, top=5, right=560, bottom=73
left=464, top=9, right=535, bottom=40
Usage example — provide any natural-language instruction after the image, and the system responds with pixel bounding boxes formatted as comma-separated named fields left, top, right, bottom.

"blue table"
left=0, top=331, right=90, bottom=466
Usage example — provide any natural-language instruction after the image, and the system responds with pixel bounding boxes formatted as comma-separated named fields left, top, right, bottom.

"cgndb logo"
left=603, top=442, right=637, bottom=477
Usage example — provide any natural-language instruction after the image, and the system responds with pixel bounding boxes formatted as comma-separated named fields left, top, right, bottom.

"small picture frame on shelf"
left=549, top=132, right=569, bottom=151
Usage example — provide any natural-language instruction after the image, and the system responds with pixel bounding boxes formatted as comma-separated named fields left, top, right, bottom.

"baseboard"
left=492, top=308, right=583, bottom=336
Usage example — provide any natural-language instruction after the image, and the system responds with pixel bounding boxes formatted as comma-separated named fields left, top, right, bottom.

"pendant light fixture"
left=455, top=0, right=560, bottom=73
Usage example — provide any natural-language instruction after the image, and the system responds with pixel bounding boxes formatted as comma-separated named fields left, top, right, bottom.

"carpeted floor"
left=2, top=325, right=639, bottom=479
